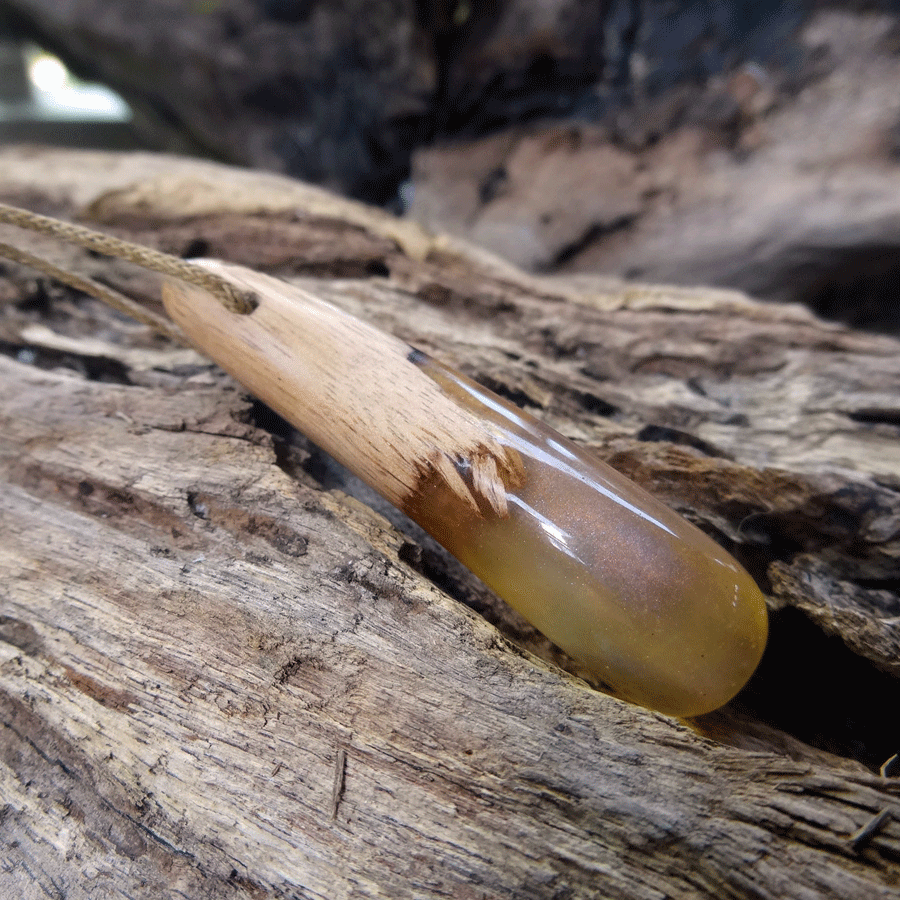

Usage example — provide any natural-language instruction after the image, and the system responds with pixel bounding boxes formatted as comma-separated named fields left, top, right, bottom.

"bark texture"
left=5, top=2, right=900, bottom=331
left=3, top=1, right=897, bottom=207
left=410, top=8, right=900, bottom=332
left=0, top=148, right=898, bottom=899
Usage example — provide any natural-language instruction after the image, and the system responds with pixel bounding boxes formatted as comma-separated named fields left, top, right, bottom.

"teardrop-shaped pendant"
left=163, top=262, right=768, bottom=717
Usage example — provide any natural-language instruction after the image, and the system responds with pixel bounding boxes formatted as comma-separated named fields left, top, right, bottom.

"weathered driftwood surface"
left=0, top=0, right=849, bottom=202
left=410, top=10, right=900, bottom=332
left=6, top=3, right=900, bottom=329
left=0, top=147, right=898, bottom=899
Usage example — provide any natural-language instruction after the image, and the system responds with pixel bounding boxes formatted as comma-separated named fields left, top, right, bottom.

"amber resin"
left=402, top=354, right=768, bottom=716
left=164, top=262, right=768, bottom=717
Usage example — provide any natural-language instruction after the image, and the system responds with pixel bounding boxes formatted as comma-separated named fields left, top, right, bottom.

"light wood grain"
left=163, top=262, right=521, bottom=515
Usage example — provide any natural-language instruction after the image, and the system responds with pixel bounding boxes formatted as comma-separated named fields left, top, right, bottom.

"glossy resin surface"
left=405, top=355, right=768, bottom=717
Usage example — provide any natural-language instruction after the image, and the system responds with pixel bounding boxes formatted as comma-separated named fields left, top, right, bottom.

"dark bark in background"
left=0, top=1, right=889, bottom=198
left=2, top=1, right=900, bottom=332
left=0, top=0, right=439, bottom=202
left=408, top=7, right=900, bottom=334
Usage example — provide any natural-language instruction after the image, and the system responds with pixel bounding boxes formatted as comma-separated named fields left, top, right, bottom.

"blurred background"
left=1, top=0, right=899, bottom=333
left=0, top=25, right=137, bottom=147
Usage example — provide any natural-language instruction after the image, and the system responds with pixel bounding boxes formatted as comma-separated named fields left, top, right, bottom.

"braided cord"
left=0, top=240, right=184, bottom=342
left=0, top=202, right=257, bottom=316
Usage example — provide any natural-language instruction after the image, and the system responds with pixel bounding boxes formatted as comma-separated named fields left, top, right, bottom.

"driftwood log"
left=0, top=0, right=854, bottom=202
left=409, top=11, right=900, bottom=333
left=0, top=147, right=898, bottom=898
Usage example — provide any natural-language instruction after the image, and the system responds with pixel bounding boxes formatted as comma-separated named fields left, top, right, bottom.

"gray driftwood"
left=0, top=148, right=898, bottom=899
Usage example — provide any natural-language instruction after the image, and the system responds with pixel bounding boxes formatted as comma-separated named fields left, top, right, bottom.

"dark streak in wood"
left=330, top=748, right=347, bottom=821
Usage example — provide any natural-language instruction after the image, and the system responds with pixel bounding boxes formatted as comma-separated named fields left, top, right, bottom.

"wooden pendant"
left=163, top=261, right=768, bottom=717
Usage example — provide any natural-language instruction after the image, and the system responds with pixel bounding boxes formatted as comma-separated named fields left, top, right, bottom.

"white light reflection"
left=513, top=434, right=679, bottom=538
left=429, top=362, right=678, bottom=537
left=25, top=47, right=131, bottom=120
left=508, top=494, right=578, bottom=560
left=29, top=54, right=67, bottom=93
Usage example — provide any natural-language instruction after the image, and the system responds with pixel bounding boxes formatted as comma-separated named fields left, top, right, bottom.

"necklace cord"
left=0, top=239, right=185, bottom=342
left=0, top=202, right=258, bottom=332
